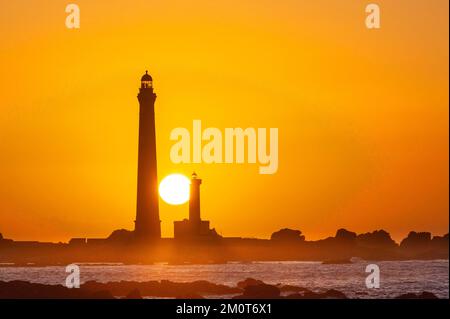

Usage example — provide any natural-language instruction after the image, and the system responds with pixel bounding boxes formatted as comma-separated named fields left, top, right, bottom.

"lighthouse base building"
left=173, top=173, right=220, bottom=241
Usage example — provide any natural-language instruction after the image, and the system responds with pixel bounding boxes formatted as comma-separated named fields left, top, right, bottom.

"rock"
left=106, top=229, right=135, bottom=244
left=357, top=230, right=397, bottom=248
left=335, top=229, right=357, bottom=241
left=400, top=232, right=432, bottom=249
left=419, top=292, right=439, bottom=299
left=432, top=233, right=449, bottom=247
left=0, top=280, right=117, bottom=299
left=287, top=289, right=347, bottom=299
left=395, top=291, right=438, bottom=299
left=88, top=290, right=115, bottom=299
left=284, top=293, right=306, bottom=299
left=237, top=278, right=264, bottom=289
left=125, top=288, right=142, bottom=299
left=176, top=293, right=204, bottom=299
left=322, top=289, right=347, bottom=299
left=234, top=284, right=281, bottom=299
left=83, top=279, right=239, bottom=298
left=271, top=229, right=305, bottom=242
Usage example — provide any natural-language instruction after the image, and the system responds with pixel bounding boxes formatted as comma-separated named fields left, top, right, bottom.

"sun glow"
left=159, top=174, right=190, bottom=205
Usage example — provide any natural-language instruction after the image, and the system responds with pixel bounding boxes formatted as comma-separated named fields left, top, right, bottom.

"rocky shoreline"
left=0, top=278, right=440, bottom=299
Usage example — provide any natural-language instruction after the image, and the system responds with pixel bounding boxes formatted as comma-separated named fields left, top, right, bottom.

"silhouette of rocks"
left=432, top=233, right=449, bottom=248
left=1, top=227, right=449, bottom=263
left=286, top=289, right=347, bottom=299
left=313, top=229, right=358, bottom=260
left=0, top=279, right=242, bottom=299
left=237, top=278, right=264, bottom=289
left=0, top=280, right=443, bottom=299
left=237, top=280, right=313, bottom=297
left=176, top=293, right=204, bottom=299
left=0, top=233, right=3, bottom=240
left=88, top=290, right=115, bottom=299
left=398, top=232, right=449, bottom=259
left=107, top=229, right=135, bottom=244
left=357, top=230, right=397, bottom=248
left=321, top=289, right=347, bottom=299
left=335, top=229, right=357, bottom=241
left=305, top=289, right=347, bottom=299
left=125, top=288, right=142, bottom=299
left=0, top=280, right=111, bottom=299
left=234, top=284, right=281, bottom=299
left=271, top=228, right=305, bottom=242
left=82, top=279, right=240, bottom=298
left=400, top=231, right=432, bottom=249
left=395, top=292, right=438, bottom=299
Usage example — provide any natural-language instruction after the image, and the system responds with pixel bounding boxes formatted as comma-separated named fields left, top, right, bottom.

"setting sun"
left=159, top=174, right=190, bottom=205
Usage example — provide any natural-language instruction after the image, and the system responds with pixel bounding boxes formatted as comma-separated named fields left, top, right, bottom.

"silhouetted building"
left=174, top=173, right=219, bottom=240
left=134, top=71, right=161, bottom=240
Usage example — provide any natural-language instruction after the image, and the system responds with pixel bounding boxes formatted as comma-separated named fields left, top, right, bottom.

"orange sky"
left=0, top=0, right=448, bottom=242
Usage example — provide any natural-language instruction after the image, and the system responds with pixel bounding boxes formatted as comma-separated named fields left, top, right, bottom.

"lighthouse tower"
left=134, top=71, right=161, bottom=240
left=189, top=172, right=202, bottom=224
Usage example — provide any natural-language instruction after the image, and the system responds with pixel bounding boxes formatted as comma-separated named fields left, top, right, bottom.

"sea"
left=0, top=260, right=448, bottom=299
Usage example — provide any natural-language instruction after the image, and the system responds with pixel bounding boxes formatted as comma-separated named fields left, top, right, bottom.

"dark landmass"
left=0, top=228, right=448, bottom=264
left=0, top=278, right=440, bottom=299
left=394, top=292, right=439, bottom=299
left=322, top=258, right=353, bottom=264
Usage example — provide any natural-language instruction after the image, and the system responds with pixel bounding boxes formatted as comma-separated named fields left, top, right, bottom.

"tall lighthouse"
left=134, top=71, right=161, bottom=240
